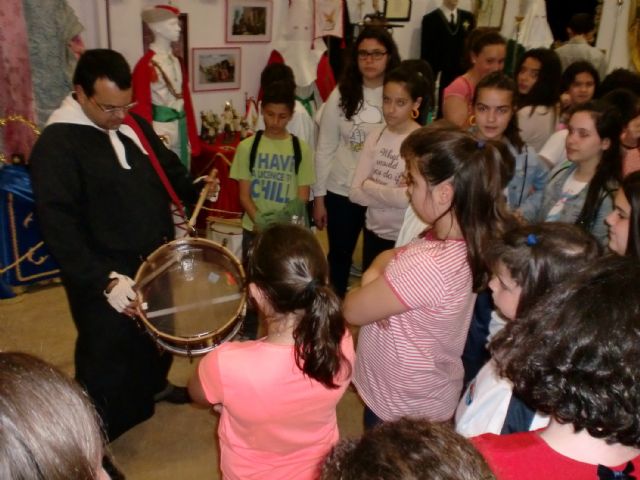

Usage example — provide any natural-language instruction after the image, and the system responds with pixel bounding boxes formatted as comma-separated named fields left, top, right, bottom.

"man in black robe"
left=421, top=0, right=475, bottom=116
left=30, top=49, right=199, bottom=444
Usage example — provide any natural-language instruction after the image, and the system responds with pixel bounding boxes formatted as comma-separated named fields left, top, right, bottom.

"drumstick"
left=136, top=253, right=180, bottom=290
left=144, top=293, right=243, bottom=318
left=188, top=166, right=219, bottom=231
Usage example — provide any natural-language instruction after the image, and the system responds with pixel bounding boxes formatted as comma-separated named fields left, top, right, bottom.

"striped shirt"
left=353, top=235, right=475, bottom=421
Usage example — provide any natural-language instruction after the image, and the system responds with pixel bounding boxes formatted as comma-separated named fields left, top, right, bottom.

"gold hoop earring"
left=468, top=115, right=476, bottom=126
left=411, top=108, right=420, bottom=119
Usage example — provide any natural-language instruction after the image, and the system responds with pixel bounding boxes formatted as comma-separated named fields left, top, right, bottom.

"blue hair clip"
left=476, top=139, right=486, bottom=149
left=526, top=233, right=538, bottom=246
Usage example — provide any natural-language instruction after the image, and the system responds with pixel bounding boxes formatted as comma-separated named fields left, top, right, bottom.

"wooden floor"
left=0, top=230, right=364, bottom=479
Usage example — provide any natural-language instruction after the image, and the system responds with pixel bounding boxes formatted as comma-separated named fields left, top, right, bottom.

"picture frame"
left=476, top=0, right=506, bottom=29
left=384, top=0, right=412, bottom=21
left=192, top=48, right=241, bottom=92
left=142, top=13, right=189, bottom=71
left=225, top=0, right=273, bottom=43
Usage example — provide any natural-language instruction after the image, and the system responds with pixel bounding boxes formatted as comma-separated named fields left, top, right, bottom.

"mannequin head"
left=142, top=5, right=181, bottom=43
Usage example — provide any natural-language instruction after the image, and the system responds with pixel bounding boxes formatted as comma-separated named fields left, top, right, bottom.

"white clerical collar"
left=47, top=93, right=148, bottom=170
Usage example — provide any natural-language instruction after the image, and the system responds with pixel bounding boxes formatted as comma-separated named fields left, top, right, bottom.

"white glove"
left=104, top=271, right=137, bottom=313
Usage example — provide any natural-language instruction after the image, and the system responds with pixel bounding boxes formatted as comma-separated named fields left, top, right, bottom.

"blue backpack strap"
left=249, top=130, right=264, bottom=174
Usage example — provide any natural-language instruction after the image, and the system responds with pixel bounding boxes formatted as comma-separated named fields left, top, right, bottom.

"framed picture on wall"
left=384, top=0, right=412, bottom=21
left=192, top=48, right=241, bottom=92
left=225, top=0, right=273, bottom=43
left=142, top=13, right=189, bottom=70
left=476, top=0, right=506, bottom=29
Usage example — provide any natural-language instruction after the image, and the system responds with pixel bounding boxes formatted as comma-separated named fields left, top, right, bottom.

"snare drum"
left=134, top=237, right=246, bottom=356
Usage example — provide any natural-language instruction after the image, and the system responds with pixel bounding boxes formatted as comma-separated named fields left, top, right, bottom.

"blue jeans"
left=325, top=191, right=366, bottom=297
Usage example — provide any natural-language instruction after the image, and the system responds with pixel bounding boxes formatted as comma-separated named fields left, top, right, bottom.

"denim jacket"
left=506, top=142, right=548, bottom=218
left=524, top=162, right=615, bottom=246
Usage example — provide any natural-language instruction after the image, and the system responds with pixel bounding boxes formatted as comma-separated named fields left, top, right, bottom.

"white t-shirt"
left=455, top=359, right=550, bottom=437
left=517, top=106, right=557, bottom=153
left=313, top=86, right=384, bottom=197
left=395, top=206, right=429, bottom=247
left=349, top=126, right=410, bottom=240
left=538, top=129, right=568, bottom=168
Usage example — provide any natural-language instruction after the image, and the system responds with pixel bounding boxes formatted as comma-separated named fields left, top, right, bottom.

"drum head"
left=135, top=238, right=246, bottom=356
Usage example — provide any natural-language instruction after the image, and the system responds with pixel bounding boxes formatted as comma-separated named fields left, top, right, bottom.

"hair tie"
left=476, top=139, right=486, bottom=149
left=305, top=279, right=318, bottom=293
left=526, top=233, right=538, bottom=246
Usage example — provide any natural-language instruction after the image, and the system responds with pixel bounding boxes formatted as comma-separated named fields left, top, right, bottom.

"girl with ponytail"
left=343, top=128, right=517, bottom=429
left=189, top=224, right=354, bottom=480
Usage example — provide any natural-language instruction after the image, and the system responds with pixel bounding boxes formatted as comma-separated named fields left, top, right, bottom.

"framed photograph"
left=225, top=0, right=273, bottom=43
left=476, top=0, right=506, bottom=29
left=384, top=0, right=412, bottom=21
left=192, top=48, right=241, bottom=92
left=142, top=13, right=189, bottom=70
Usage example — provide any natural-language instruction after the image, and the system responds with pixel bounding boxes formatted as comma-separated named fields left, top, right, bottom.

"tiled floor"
left=0, top=230, right=364, bottom=479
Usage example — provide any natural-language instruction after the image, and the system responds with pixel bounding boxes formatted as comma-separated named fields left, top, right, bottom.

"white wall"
left=68, top=0, right=489, bottom=121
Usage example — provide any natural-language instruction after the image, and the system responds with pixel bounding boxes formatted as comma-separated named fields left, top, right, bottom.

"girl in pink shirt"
left=343, top=126, right=516, bottom=428
left=188, top=224, right=355, bottom=480
left=443, top=28, right=506, bottom=127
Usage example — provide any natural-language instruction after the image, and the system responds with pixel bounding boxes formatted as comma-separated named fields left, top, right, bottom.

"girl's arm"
left=187, top=370, right=211, bottom=406
left=349, top=132, right=377, bottom=207
left=313, top=89, right=341, bottom=199
left=443, top=95, right=469, bottom=127
left=297, top=185, right=310, bottom=202
left=343, top=248, right=408, bottom=326
left=361, top=179, right=409, bottom=209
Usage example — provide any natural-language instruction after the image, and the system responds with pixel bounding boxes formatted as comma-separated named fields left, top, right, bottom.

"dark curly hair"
left=338, top=27, right=400, bottom=120
left=491, top=255, right=640, bottom=448
left=320, top=417, right=496, bottom=480
left=248, top=224, right=350, bottom=388
left=516, top=48, right=562, bottom=110
left=486, top=223, right=600, bottom=319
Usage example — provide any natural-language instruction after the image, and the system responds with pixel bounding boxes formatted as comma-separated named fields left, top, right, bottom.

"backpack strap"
left=291, top=134, right=302, bottom=174
left=249, top=130, right=264, bottom=174
left=250, top=130, right=302, bottom=174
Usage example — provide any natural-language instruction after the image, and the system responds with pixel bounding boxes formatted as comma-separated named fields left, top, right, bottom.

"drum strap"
left=123, top=115, right=186, bottom=219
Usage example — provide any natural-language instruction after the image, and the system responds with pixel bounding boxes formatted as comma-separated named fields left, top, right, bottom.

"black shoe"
left=103, top=455, right=126, bottom=480
left=154, top=383, right=191, bottom=404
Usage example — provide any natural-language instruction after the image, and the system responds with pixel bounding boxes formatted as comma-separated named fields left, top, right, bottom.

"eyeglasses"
left=91, top=98, right=137, bottom=114
left=357, top=49, right=387, bottom=60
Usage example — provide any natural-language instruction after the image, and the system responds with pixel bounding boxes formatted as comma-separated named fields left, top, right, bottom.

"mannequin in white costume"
left=132, top=5, right=200, bottom=168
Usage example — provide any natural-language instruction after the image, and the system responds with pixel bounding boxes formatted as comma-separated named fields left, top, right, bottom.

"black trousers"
left=362, top=227, right=396, bottom=272
left=325, top=191, right=366, bottom=297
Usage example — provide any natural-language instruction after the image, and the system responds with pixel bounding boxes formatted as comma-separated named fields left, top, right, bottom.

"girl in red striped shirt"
left=343, top=126, right=516, bottom=428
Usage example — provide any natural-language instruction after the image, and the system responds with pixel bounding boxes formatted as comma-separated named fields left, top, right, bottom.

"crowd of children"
left=9, top=10, right=640, bottom=480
